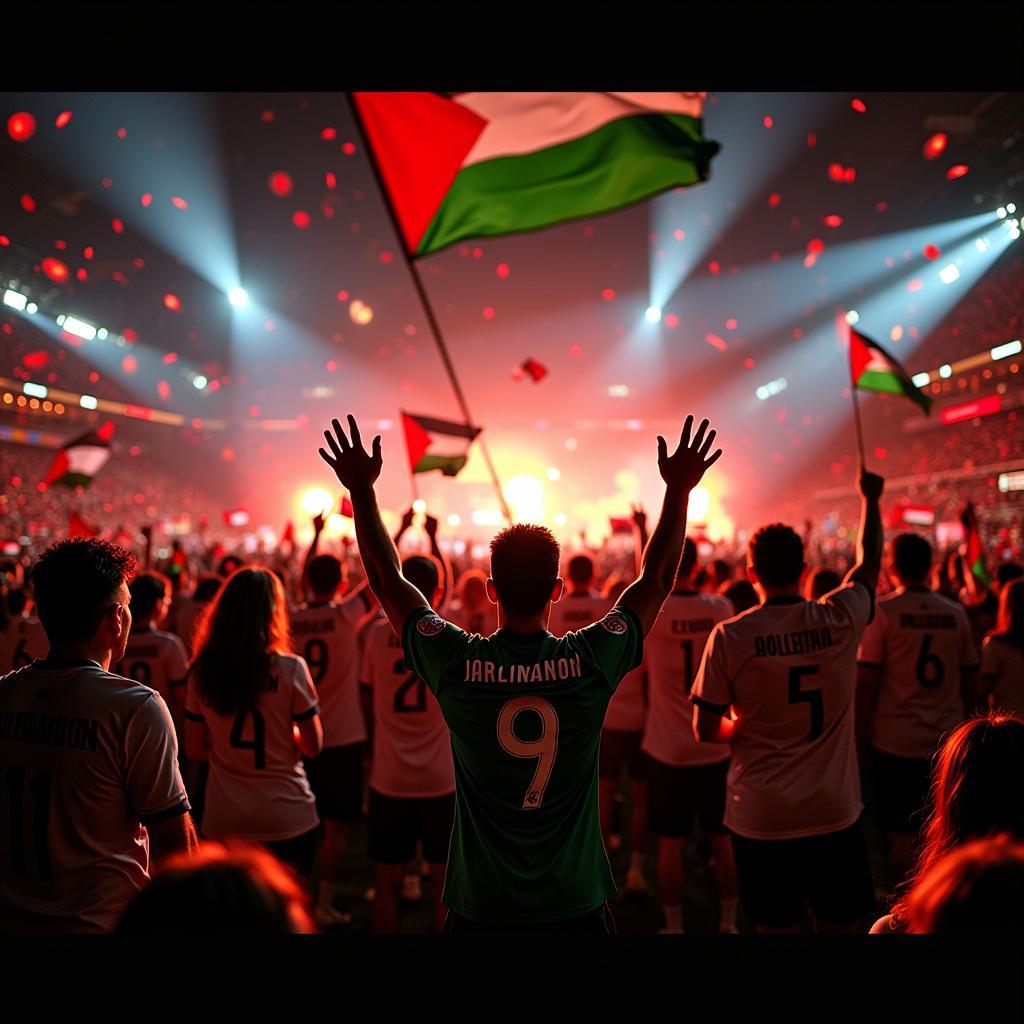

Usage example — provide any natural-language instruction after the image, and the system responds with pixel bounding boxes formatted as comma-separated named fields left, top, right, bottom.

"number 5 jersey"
left=691, top=582, right=873, bottom=840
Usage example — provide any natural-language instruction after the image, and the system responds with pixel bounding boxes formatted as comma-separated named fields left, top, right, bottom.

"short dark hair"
left=129, top=572, right=171, bottom=622
left=217, top=555, right=243, bottom=578
left=31, top=539, right=136, bottom=644
left=807, top=567, right=842, bottom=601
left=194, top=574, right=223, bottom=603
left=677, top=537, right=698, bottom=583
left=307, top=554, right=343, bottom=597
left=748, top=523, right=804, bottom=588
left=568, top=554, right=594, bottom=586
left=402, top=555, right=440, bottom=601
left=892, top=533, right=933, bottom=582
left=997, top=563, right=1024, bottom=588
left=490, top=524, right=560, bottom=617
left=722, top=578, right=758, bottom=614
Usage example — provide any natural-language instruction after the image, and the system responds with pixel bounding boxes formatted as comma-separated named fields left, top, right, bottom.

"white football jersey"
left=981, top=636, right=1024, bottom=717
left=0, top=659, right=187, bottom=932
left=604, top=662, right=647, bottom=732
left=0, top=616, right=48, bottom=674
left=858, top=587, right=979, bottom=758
left=290, top=599, right=367, bottom=748
left=118, top=627, right=189, bottom=742
left=692, top=582, right=873, bottom=840
left=361, top=619, right=454, bottom=798
left=547, top=592, right=612, bottom=638
left=170, top=595, right=207, bottom=656
left=643, top=590, right=735, bottom=766
left=185, top=652, right=320, bottom=843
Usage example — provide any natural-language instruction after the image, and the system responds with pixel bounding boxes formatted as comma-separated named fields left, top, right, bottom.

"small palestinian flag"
left=68, top=509, right=99, bottom=539
left=353, top=92, right=719, bottom=257
left=401, top=411, right=481, bottom=477
left=961, top=504, right=990, bottom=585
left=849, top=328, right=932, bottom=414
left=512, top=357, right=548, bottom=383
left=44, top=422, right=114, bottom=489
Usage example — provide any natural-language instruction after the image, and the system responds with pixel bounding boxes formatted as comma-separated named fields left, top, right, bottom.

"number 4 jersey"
left=402, top=604, right=644, bottom=925
left=857, top=586, right=978, bottom=758
left=691, top=582, right=873, bottom=840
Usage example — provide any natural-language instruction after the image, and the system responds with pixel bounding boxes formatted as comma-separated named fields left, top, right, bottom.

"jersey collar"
left=34, top=657, right=103, bottom=671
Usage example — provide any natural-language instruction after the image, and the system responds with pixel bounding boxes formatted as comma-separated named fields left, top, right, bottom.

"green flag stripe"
left=416, top=113, right=719, bottom=257
left=856, top=369, right=931, bottom=412
left=413, top=453, right=468, bottom=477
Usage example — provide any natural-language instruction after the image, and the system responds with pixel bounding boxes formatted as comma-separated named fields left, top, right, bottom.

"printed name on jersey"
left=599, top=612, right=628, bottom=635
left=416, top=614, right=447, bottom=637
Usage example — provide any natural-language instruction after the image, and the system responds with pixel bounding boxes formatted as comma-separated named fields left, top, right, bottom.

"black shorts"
left=443, top=902, right=617, bottom=934
left=730, top=818, right=877, bottom=929
left=303, top=742, right=365, bottom=823
left=367, top=788, right=455, bottom=865
left=871, top=747, right=933, bottom=835
left=599, top=729, right=648, bottom=782
left=645, top=757, right=729, bottom=838
left=265, top=828, right=318, bottom=878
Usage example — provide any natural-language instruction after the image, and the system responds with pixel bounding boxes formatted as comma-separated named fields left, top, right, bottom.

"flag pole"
left=847, top=325, right=867, bottom=468
left=344, top=93, right=513, bottom=524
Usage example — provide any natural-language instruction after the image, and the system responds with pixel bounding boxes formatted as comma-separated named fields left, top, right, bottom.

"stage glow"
left=446, top=513, right=461, bottom=528
left=553, top=512, right=568, bottom=527
left=607, top=385, right=630, bottom=397
left=546, top=467, right=561, bottom=481
left=3, top=289, right=28, bottom=311
left=688, top=486, right=710, bottom=522
left=192, top=375, right=208, bottom=390
left=992, top=340, right=1022, bottom=361
left=412, top=498, right=427, bottom=514
left=645, top=306, right=662, bottom=324
left=349, top=299, right=374, bottom=325
left=228, top=287, right=249, bottom=307
left=62, top=316, right=97, bottom=341
left=504, top=475, right=544, bottom=524
left=472, top=509, right=503, bottom=526
left=301, top=488, right=333, bottom=516
left=976, top=238, right=991, bottom=252
left=939, top=263, right=961, bottom=284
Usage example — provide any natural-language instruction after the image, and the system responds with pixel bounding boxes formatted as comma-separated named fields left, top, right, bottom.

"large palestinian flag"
left=849, top=328, right=932, bottom=415
left=44, top=422, right=114, bottom=489
left=353, top=92, right=719, bottom=257
left=401, top=411, right=481, bottom=477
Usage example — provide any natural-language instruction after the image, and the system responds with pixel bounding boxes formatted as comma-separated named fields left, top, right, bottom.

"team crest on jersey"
left=600, top=612, right=628, bottom=635
left=416, top=614, right=446, bottom=637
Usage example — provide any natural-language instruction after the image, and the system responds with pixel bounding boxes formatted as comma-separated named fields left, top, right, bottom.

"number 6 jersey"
left=691, top=582, right=873, bottom=840
left=402, top=603, right=643, bottom=925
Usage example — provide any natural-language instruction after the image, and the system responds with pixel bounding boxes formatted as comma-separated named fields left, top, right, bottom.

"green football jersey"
left=403, top=603, right=644, bottom=924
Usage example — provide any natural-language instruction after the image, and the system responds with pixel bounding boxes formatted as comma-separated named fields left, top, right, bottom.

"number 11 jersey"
left=691, top=582, right=873, bottom=840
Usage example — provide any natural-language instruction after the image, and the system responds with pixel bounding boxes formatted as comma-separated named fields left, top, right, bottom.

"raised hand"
left=630, top=502, right=647, bottom=533
left=319, top=415, right=382, bottom=493
left=857, top=466, right=884, bottom=503
left=312, top=511, right=326, bottom=536
left=656, top=416, right=722, bottom=493
left=397, top=507, right=416, bottom=537
left=424, top=513, right=439, bottom=540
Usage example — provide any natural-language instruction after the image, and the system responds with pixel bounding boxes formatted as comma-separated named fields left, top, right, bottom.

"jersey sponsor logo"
left=416, top=615, right=446, bottom=637
left=600, top=612, right=628, bottom=635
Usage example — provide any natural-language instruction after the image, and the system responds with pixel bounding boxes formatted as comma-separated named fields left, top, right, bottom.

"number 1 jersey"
left=402, top=604, right=643, bottom=924
left=691, top=582, right=873, bottom=840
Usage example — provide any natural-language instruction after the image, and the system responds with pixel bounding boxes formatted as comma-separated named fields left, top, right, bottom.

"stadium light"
left=79, top=394, right=98, bottom=410
left=300, top=488, right=333, bottom=516
left=97, top=328, right=109, bottom=340
left=192, top=374, right=208, bottom=390
left=23, top=382, right=47, bottom=399
left=939, top=264, right=960, bottom=284
left=25, top=302, right=37, bottom=315
left=992, top=339, right=1022, bottom=361
left=3, top=288, right=27, bottom=311
left=997, top=207, right=1007, bottom=219
left=912, top=371, right=931, bottom=387
left=62, top=316, right=97, bottom=340
left=228, top=287, right=249, bottom=307
left=939, top=364, right=953, bottom=378
left=844, top=310, right=860, bottom=325
left=645, top=306, right=662, bottom=324
left=1008, top=203, right=1017, bottom=214
left=412, top=498, right=427, bottom=514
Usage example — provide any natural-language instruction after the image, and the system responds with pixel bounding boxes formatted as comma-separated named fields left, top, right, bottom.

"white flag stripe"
left=66, top=444, right=111, bottom=477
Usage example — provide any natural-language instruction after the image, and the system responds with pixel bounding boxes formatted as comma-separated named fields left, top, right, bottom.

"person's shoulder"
left=929, top=590, right=964, bottom=612
left=719, top=602, right=764, bottom=632
left=85, top=665, right=161, bottom=704
left=271, top=651, right=305, bottom=675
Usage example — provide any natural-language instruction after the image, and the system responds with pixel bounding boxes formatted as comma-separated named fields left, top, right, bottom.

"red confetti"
left=744, top=357, right=756, bottom=368
left=76, top=268, right=87, bottom=281
left=292, top=210, right=311, bottom=229
left=0, top=236, right=9, bottom=246
left=876, top=201, right=888, bottom=212
left=249, top=405, right=261, bottom=417
left=41, top=257, right=69, bottom=282
left=673, top=228, right=685, bottom=240
left=102, top=178, right=112, bottom=189
left=122, top=328, right=138, bottom=343
left=7, top=112, right=36, bottom=142
left=763, top=116, right=773, bottom=129
left=709, top=261, right=720, bottom=275
left=379, top=250, right=393, bottom=264
left=139, top=193, right=152, bottom=208
left=111, top=218, right=124, bottom=234
left=769, top=251, right=781, bottom=261
left=569, top=344, right=582, bottom=357
left=23, top=351, right=48, bottom=369
left=54, top=239, right=66, bottom=250
left=472, top=247, right=483, bottom=259
left=518, top=358, right=548, bottom=382
left=843, top=166, right=856, bottom=183
left=824, top=214, right=843, bottom=228
left=112, top=271, right=128, bottom=286
left=874, top=446, right=887, bottom=459
left=923, top=244, right=940, bottom=260
left=121, top=355, right=137, bottom=375
left=906, top=278, right=924, bottom=292
left=851, top=98, right=867, bottom=113
left=171, top=196, right=188, bottom=210
left=601, top=288, right=616, bottom=300
left=21, top=194, right=36, bottom=212
left=55, top=111, right=72, bottom=129
left=807, top=238, right=825, bottom=254
left=162, top=352, right=178, bottom=364
left=163, top=293, right=181, bottom=311
left=261, top=109, right=274, bottom=123
left=946, top=164, right=969, bottom=180
left=83, top=246, right=93, bottom=259
left=705, top=333, right=727, bottom=352
left=665, top=314, right=679, bottom=328
left=116, top=127, right=127, bottom=138
left=922, top=133, right=947, bottom=160
left=496, top=262, right=510, bottom=279
left=482, top=307, right=495, bottom=320
left=326, top=360, right=337, bottom=372
left=807, top=132, right=817, bottom=148
left=342, top=142, right=356, bottom=155
left=320, top=127, right=337, bottom=140
left=321, top=204, right=335, bottom=219
left=325, top=172, right=336, bottom=189
left=267, top=171, right=293, bottom=197
left=221, top=447, right=235, bottom=461
left=89, top=371, right=100, bottom=383
left=726, top=318, right=738, bottom=330
left=132, top=257, right=145, bottom=269
left=793, top=328, right=803, bottom=339
left=768, top=192, right=781, bottom=208
left=827, top=163, right=846, bottom=182
left=336, top=290, right=349, bottom=301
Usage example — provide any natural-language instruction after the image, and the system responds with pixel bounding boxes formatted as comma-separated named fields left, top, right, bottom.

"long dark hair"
left=989, top=578, right=1024, bottom=651
left=191, top=566, right=292, bottom=715
left=891, top=713, right=1024, bottom=926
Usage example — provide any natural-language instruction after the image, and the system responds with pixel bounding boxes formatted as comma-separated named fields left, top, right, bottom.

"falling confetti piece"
left=483, top=307, right=495, bottom=320
left=23, top=351, right=49, bottom=369
left=83, top=246, right=93, bottom=260
left=336, top=290, right=349, bottom=301
left=162, top=352, right=178, bottom=364
left=7, top=112, right=36, bottom=142
left=874, top=446, right=887, bottom=459
left=665, top=314, right=679, bottom=328
left=378, top=250, right=393, bottom=264
left=0, top=236, right=9, bottom=247
left=768, top=193, right=781, bottom=208
left=111, top=218, right=124, bottom=234
left=321, top=127, right=337, bottom=140
left=673, top=228, right=685, bottom=240
left=744, top=357, right=756, bottom=368
left=325, top=171, right=336, bottom=189
left=763, top=116, right=773, bottom=129
left=906, top=278, right=924, bottom=292
left=249, top=405, right=261, bottom=417
left=851, top=98, right=867, bottom=113
left=793, top=328, right=803, bottom=339
left=807, top=132, right=816, bottom=148
left=261, top=110, right=274, bottom=123
left=472, top=247, right=483, bottom=259
left=923, top=244, right=940, bottom=260
left=709, top=261, right=720, bottom=275
left=267, top=170, right=293, bottom=197
left=496, top=262, right=510, bottom=279
left=55, top=111, right=72, bottom=128
left=876, top=201, right=888, bottom=212
left=569, top=344, right=582, bottom=357
left=54, top=239, right=66, bottom=250
left=824, top=214, right=843, bottom=228
left=163, top=293, right=181, bottom=311
left=171, top=196, right=188, bottom=210
left=292, top=210, right=311, bottom=229
left=922, top=133, right=947, bottom=159
left=221, top=448, right=235, bottom=461
left=122, top=328, right=138, bottom=343
left=342, top=142, right=356, bottom=155
left=726, top=318, right=738, bottom=330
left=76, top=268, right=87, bottom=281
left=41, top=257, right=69, bottom=282
left=946, top=164, right=969, bottom=180
left=121, top=355, right=137, bottom=374
left=843, top=166, right=856, bottom=183
left=21, top=194, right=36, bottom=212
left=807, top=238, right=825, bottom=254
left=705, top=333, right=727, bottom=351
left=112, top=271, right=128, bottom=286
left=601, top=288, right=616, bottom=300
left=102, top=178, right=112, bottom=189
left=827, top=163, right=845, bottom=182
left=517, top=358, right=548, bottom=382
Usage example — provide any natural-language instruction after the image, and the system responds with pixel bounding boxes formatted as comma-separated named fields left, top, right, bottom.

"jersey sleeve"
left=958, top=609, right=980, bottom=670
left=402, top=606, right=472, bottom=695
left=691, top=622, right=731, bottom=713
left=166, top=635, right=189, bottom=686
left=576, top=606, right=644, bottom=691
left=857, top=603, right=886, bottom=667
left=124, top=693, right=190, bottom=823
left=822, top=580, right=874, bottom=636
left=291, top=656, right=320, bottom=721
left=183, top=672, right=203, bottom=722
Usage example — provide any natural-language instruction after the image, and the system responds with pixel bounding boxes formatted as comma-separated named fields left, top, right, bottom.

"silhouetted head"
left=991, top=578, right=1024, bottom=650
left=488, top=524, right=562, bottom=619
left=456, top=569, right=488, bottom=611
left=307, top=554, right=345, bottom=599
left=805, top=567, right=842, bottom=601
left=567, top=554, right=595, bottom=589
left=747, top=523, right=805, bottom=592
left=720, top=578, right=758, bottom=614
left=402, top=554, right=442, bottom=605
left=891, top=533, right=933, bottom=587
left=129, top=571, right=173, bottom=627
